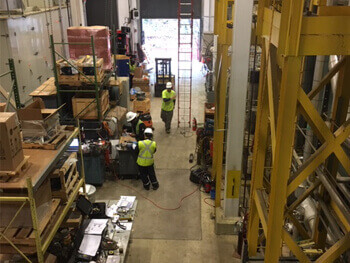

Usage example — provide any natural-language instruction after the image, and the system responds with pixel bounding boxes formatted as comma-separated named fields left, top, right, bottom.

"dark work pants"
left=138, top=164, right=158, bottom=188
left=161, top=109, right=174, bottom=131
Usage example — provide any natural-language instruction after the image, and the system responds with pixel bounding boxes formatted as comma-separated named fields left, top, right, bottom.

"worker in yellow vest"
left=136, top=128, right=159, bottom=190
left=161, top=82, right=176, bottom=134
left=126, top=111, right=146, bottom=141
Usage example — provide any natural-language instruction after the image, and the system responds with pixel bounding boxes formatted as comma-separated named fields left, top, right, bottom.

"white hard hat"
left=126, top=111, right=137, bottom=122
left=166, top=82, right=172, bottom=89
left=144, top=128, right=153, bottom=135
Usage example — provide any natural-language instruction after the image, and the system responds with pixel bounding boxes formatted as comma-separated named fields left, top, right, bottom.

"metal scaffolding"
left=246, top=0, right=350, bottom=262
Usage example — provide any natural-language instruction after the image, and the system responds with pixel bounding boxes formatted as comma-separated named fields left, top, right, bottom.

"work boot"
left=152, top=182, right=159, bottom=190
left=166, top=129, right=170, bottom=134
left=143, top=183, right=150, bottom=190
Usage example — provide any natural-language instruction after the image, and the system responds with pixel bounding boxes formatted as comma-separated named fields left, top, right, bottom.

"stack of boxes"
left=132, top=66, right=151, bottom=114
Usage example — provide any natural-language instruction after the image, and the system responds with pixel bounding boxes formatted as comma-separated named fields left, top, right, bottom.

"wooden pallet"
left=22, top=131, right=67, bottom=150
left=51, top=152, right=80, bottom=202
left=0, top=199, right=60, bottom=254
left=0, top=156, right=30, bottom=180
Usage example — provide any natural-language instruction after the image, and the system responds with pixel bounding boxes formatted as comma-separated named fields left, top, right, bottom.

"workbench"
left=85, top=198, right=138, bottom=263
left=116, top=137, right=139, bottom=179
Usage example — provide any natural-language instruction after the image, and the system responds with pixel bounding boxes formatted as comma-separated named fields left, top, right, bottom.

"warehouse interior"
left=0, top=0, right=349, bottom=262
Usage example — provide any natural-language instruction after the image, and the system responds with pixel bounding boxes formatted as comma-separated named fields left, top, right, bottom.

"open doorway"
left=141, top=18, right=201, bottom=72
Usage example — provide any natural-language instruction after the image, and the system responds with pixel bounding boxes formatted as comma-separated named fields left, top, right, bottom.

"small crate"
left=78, top=56, right=105, bottom=84
left=72, top=90, right=109, bottom=120
left=133, top=98, right=151, bottom=114
left=51, top=152, right=80, bottom=202
left=56, top=59, right=82, bottom=85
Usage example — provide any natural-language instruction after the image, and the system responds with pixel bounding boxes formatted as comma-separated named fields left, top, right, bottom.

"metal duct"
left=329, top=55, right=339, bottom=116
left=303, top=55, right=326, bottom=161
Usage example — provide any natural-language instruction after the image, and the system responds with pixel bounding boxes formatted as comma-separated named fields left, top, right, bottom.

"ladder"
left=177, top=0, right=193, bottom=129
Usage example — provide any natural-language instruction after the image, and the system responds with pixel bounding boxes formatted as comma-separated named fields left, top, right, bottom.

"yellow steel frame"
left=0, top=128, right=86, bottom=262
left=247, top=0, right=350, bottom=262
left=212, top=0, right=233, bottom=208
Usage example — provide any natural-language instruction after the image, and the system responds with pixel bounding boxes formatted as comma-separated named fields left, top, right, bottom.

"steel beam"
left=315, top=232, right=350, bottom=263
left=264, top=56, right=303, bottom=262
left=247, top=39, right=270, bottom=257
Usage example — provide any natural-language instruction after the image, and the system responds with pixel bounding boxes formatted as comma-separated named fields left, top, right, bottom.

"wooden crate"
left=80, top=69, right=105, bottom=84
left=51, top=152, right=80, bottom=202
left=56, top=59, right=81, bottom=85
left=72, top=90, right=109, bottom=120
left=78, top=57, right=105, bottom=84
left=133, top=98, right=151, bottom=114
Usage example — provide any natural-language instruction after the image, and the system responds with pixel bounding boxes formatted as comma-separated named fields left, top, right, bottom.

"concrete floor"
left=96, top=62, right=239, bottom=262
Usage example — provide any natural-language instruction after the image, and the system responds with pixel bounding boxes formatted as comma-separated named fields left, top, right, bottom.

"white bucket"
left=79, top=184, right=96, bottom=203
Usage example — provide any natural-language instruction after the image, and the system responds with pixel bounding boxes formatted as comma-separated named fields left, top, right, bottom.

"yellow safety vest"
left=161, top=89, right=176, bottom=111
left=137, top=139, right=157, bottom=166
left=135, top=119, right=143, bottom=135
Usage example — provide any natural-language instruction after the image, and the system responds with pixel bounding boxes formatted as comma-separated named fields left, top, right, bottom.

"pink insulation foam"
left=67, top=26, right=112, bottom=71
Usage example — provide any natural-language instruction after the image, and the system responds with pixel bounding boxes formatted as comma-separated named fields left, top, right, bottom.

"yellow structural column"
left=264, top=56, right=303, bottom=262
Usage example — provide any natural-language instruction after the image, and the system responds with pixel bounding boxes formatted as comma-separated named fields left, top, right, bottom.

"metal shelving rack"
left=0, top=58, right=21, bottom=110
left=0, top=127, right=86, bottom=263
left=50, top=35, right=111, bottom=121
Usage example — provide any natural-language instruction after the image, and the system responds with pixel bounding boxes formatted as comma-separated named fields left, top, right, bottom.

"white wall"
left=202, top=0, right=214, bottom=33
left=70, top=0, right=85, bottom=26
left=0, top=9, right=69, bottom=104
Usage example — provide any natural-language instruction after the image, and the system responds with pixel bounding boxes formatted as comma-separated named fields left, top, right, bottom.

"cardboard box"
left=133, top=98, right=151, bottom=114
left=132, top=77, right=150, bottom=92
left=134, top=67, right=143, bottom=78
left=120, top=135, right=136, bottom=144
left=0, top=112, right=24, bottom=171
left=17, top=99, right=60, bottom=138
left=133, top=77, right=149, bottom=85
left=106, top=106, right=127, bottom=134
left=72, top=90, right=109, bottom=120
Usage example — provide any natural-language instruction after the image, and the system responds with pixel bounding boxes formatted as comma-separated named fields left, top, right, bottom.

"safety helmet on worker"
left=166, top=82, right=172, bottom=89
left=126, top=111, right=137, bottom=122
left=144, top=128, right=153, bottom=135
